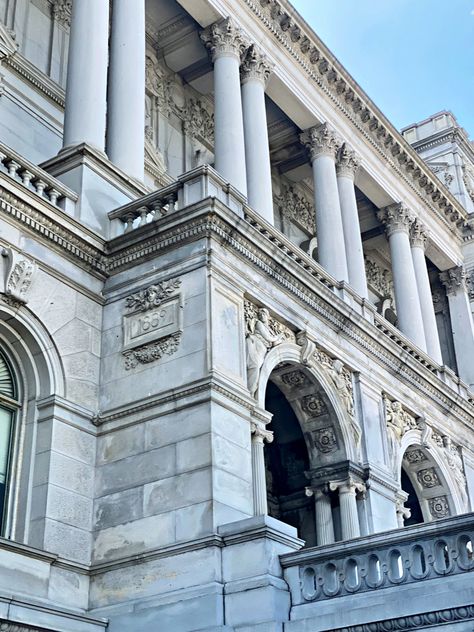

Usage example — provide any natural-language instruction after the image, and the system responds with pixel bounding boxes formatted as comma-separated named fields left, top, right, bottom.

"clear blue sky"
left=291, top=1, right=474, bottom=137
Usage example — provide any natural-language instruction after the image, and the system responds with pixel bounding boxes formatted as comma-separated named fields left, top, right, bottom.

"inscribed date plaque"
left=123, top=296, right=182, bottom=351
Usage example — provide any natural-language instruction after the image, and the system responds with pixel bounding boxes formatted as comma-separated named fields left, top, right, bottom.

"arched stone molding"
left=257, top=341, right=358, bottom=464
left=0, top=302, right=65, bottom=541
left=397, top=429, right=466, bottom=520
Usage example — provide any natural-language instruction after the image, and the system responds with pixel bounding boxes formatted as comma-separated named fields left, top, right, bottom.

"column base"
left=40, top=143, right=149, bottom=237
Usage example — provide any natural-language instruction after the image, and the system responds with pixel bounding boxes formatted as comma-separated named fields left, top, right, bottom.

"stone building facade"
left=0, top=0, right=473, bottom=630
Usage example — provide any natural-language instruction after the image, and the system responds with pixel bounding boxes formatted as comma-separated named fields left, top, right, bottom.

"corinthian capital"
left=300, top=122, right=341, bottom=161
left=440, top=265, right=468, bottom=296
left=200, top=17, right=247, bottom=62
left=241, top=44, right=272, bottom=85
left=377, top=203, right=414, bottom=237
left=336, top=143, right=360, bottom=179
left=410, top=217, right=428, bottom=249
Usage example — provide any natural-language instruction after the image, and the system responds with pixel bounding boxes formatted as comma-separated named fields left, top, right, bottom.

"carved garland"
left=274, top=184, right=315, bottom=234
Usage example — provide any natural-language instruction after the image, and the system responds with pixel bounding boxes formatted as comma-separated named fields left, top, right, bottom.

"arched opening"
left=401, top=468, right=423, bottom=526
left=262, top=360, right=353, bottom=546
left=0, top=350, right=18, bottom=535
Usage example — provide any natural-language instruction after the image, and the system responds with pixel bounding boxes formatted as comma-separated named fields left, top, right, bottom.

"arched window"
left=0, top=350, right=19, bottom=535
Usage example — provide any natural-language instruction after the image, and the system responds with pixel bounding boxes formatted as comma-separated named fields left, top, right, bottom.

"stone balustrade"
left=281, top=514, right=474, bottom=605
left=0, top=141, right=77, bottom=211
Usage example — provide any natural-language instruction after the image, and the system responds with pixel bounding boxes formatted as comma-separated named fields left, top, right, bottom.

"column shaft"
left=107, top=0, right=146, bottom=180
left=63, top=0, right=109, bottom=151
left=338, top=486, right=360, bottom=540
left=314, top=489, right=335, bottom=545
left=410, top=224, right=443, bottom=363
left=251, top=427, right=271, bottom=515
left=241, top=47, right=273, bottom=224
left=336, top=145, right=368, bottom=297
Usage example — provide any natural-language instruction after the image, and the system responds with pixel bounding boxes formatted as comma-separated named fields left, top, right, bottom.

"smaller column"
left=313, top=486, right=335, bottom=545
left=330, top=479, right=364, bottom=540
left=63, top=0, right=109, bottom=151
left=241, top=45, right=274, bottom=224
left=378, top=204, right=427, bottom=351
left=410, top=219, right=443, bottom=364
left=336, top=144, right=368, bottom=298
left=301, top=123, right=349, bottom=283
left=440, top=266, right=474, bottom=387
left=395, top=491, right=411, bottom=528
left=251, top=423, right=273, bottom=516
left=201, top=18, right=247, bottom=195
left=107, top=0, right=146, bottom=180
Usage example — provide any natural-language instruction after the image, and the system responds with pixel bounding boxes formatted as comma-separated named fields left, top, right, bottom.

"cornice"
left=4, top=52, right=65, bottom=107
left=240, top=0, right=466, bottom=236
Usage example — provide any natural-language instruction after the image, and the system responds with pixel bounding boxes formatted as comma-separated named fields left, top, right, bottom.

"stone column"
left=63, top=0, right=109, bottom=151
left=336, top=144, right=368, bottom=298
left=201, top=18, right=247, bottom=195
left=395, top=491, right=411, bottom=528
left=301, top=123, right=349, bottom=282
left=251, top=423, right=273, bottom=516
left=378, top=204, right=427, bottom=351
left=107, top=0, right=146, bottom=180
left=241, top=45, right=274, bottom=224
left=410, top=219, right=443, bottom=364
left=330, top=479, right=364, bottom=540
left=440, top=266, right=474, bottom=387
left=313, top=486, right=335, bottom=545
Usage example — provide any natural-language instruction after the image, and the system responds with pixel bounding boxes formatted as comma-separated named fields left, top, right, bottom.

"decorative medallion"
left=428, top=496, right=450, bottom=519
left=301, top=394, right=327, bottom=417
left=416, top=467, right=440, bottom=489
left=313, top=427, right=338, bottom=454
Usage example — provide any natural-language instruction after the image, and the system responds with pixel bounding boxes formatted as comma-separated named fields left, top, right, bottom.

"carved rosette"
left=409, top=217, right=428, bottom=249
left=416, top=467, right=440, bottom=489
left=428, top=495, right=450, bottom=519
left=336, top=143, right=360, bottom=179
left=440, top=266, right=468, bottom=296
left=378, top=203, right=414, bottom=237
left=122, top=278, right=183, bottom=370
left=200, top=17, right=248, bottom=62
left=313, top=427, right=338, bottom=453
left=240, top=44, right=272, bottom=85
left=300, top=122, right=341, bottom=161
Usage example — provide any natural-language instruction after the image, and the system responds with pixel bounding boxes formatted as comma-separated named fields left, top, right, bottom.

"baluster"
left=7, top=160, right=20, bottom=178
left=0, top=153, right=8, bottom=171
left=151, top=199, right=164, bottom=220
left=123, top=212, right=135, bottom=233
left=165, top=192, right=177, bottom=215
left=21, top=170, right=34, bottom=187
left=48, top=189, right=60, bottom=205
left=35, top=179, right=47, bottom=196
left=138, top=206, right=148, bottom=227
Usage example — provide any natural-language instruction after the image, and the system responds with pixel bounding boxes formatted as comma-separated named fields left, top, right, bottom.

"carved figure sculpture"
left=246, top=308, right=285, bottom=397
left=321, top=357, right=360, bottom=445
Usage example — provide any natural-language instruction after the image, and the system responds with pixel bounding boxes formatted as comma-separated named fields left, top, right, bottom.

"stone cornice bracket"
left=0, top=247, right=37, bottom=305
left=336, top=143, right=360, bottom=179
left=300, top=122, right=341, bottom=161
left=251, top=421, right=274, bottom=443
left=440, top=265, right=468, bottom=296
left=377, top=202, right=414, bottom=237
left=410, top=217, right=428, bottom=249
left=240, top=43, right=272, bottom=85
left=200, top=17, right=248, bottom=62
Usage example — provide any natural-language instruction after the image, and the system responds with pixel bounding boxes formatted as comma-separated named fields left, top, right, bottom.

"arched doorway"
left=262, top=360, right=355, bottom=546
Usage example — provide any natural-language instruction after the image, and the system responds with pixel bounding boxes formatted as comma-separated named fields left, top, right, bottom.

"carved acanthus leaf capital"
left=409, top=217, right=428, bottom=249
left=241, top=44, right=272, bottom=84
left=200, top=18, right=247, bottom=62
left=300, top=122, right=341, bottom=161
left=440, top=266, right=468, bottom=296
left=377, top=203, right=414, bottom=237
left=336, top=143, right=360, bottom=179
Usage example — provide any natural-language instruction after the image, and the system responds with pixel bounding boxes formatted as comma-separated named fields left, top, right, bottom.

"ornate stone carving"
left=1, top=248, right=37, bottom=305
left=336, top=143, right=360, bottom=179
left=241, top=44, right=272, bottom=84
left=403, top=448, right=428, bottom=464
left=183, top=97, right=214, bottom=144
left=431, top=432, right=467, bottom=505
left=428, top=495, right=450, bottom=519
left=245, top=301, right=294, bottom=397
left=301, top=394, right=327, bottom=417
left=364, top=257, right=394, bottom=298
left=296, top=331, right=317, bottom=365
left=410, top=217, right=428, bottom=249
left=462, top=163, right=474, bottom=202
left=416, top=467, right=440, bottom=489
left=123, top=278, right=182, bottom=370
left=440, top=266, right=468, bottom=296
left=52, top=0, right=72, bottom=28
left=200, top=17, right=247, bottom=61
left=281, top=369, right=309, bottom=389
left=429, top=163, right=454, bottom=188
left=377, top=203, right=414, bottom=237
left=300, top=122, right=341, bottom=161
left=250, top=421, right=274, bottom=443
left=313, top=427, right=338, bottom=453
left=274, top=184, right=315, bottom=234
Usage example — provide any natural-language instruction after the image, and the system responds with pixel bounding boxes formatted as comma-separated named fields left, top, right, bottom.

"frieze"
left=123, top=278, right=182, bottom=369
